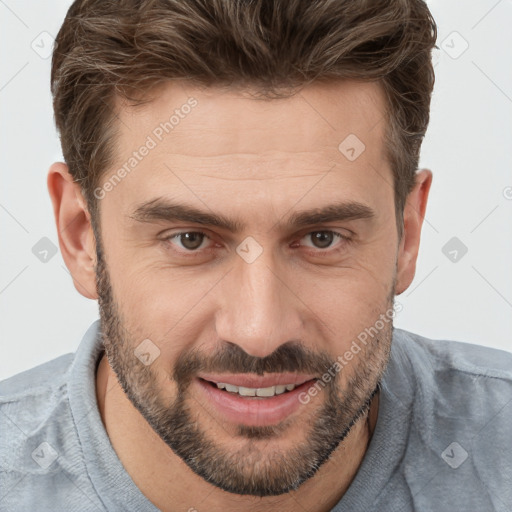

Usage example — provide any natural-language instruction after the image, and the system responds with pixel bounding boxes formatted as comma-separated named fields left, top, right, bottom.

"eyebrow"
left=128, top=197, right=375, bottom=232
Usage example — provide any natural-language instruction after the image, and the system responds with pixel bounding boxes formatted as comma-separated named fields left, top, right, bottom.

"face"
left=93, top=79, right=401, bottom=496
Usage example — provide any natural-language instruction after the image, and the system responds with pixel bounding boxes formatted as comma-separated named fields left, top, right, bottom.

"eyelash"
left=161, top=230, right=352, bottom=257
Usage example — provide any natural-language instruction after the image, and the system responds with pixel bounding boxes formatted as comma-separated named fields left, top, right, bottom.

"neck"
left=96, top=353, right=379, bottom=512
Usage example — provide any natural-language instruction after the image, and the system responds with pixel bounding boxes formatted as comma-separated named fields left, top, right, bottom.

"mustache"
left=172, top=340, right=336, bottom=387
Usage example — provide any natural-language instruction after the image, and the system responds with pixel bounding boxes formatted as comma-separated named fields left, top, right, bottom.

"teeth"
left=215, top=382, right=299, bottom=397
left=256, top=386, right=275, bottom=397
left=239, top=386, right=257, bottom=397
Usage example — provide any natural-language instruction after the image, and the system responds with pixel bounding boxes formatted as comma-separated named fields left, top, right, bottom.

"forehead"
left=102, top=79, right=392, bottom=221
left=116, top=79, right=387, bottom=160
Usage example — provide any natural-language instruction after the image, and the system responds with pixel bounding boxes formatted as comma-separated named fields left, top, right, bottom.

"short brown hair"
left=51, top=0, right=437, bottom=237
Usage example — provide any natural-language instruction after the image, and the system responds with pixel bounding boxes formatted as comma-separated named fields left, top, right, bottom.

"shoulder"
left=0, top=352, right=105, bottom=510
left=391, top=328, right=512, bottom=420
left=0, top=353, right=75, bottom=433
left=0, top=353, right=75, bottom=471
left=389, top=327, right=512, bottom=440
left=393, top=327, right=512, bottom=383
left=375, top=329, right=512, bottom=509
left=0, top=352, right=74, bottom=399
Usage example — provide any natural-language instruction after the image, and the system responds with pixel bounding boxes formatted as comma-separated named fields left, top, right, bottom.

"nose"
left=214, top=248, right=304, bottom=358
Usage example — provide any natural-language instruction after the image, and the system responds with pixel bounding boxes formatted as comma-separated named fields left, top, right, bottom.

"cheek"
left=107, top=260, right=218, bottom=352
left=300, top=245, right=395, bottom=305
left=297, top=259, right=395, bottom=350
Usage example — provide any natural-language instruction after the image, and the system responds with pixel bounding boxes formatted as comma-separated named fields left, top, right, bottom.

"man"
left=1, top=0, right=511, bottom=510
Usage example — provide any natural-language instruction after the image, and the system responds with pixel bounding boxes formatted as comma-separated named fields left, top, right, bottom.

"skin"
left=48, top=79, right=431, bottom=512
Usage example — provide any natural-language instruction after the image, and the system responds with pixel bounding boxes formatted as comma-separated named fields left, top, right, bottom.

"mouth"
left=195, top=376, right=319, bottom=426
left=203, top=379, right=310, bottom=397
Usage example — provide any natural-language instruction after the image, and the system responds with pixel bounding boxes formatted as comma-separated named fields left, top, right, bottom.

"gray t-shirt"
left=1, top=320, right=511, bottom=511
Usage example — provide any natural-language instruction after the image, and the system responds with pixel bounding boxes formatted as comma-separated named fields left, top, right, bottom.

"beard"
left=93, top=226, right=394, bottom=497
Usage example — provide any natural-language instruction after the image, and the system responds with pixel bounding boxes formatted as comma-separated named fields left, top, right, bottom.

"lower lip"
left=195, top=378, right=317, bottom=426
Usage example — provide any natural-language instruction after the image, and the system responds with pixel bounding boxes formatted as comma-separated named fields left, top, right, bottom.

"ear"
left=395, top=169, right=433, bottom=295
left=47, top=162, right=98, bottom=300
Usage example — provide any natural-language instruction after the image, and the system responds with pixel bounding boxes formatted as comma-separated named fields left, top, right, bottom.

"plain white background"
left=1, top=0, right=511, bottom=380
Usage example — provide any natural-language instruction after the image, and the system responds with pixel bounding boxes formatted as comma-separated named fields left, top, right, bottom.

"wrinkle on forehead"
left=112, top=78, right=387, bottom=162
left=98, top=78, right=394, bottom=229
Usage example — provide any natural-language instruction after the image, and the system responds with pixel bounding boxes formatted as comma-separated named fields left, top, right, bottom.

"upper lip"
left=198, top=373, right=317, bottom=388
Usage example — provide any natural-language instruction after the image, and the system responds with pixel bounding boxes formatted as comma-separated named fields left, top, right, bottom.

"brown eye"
left=178, top=232, right=205, bottom=250
left=309, top=231, right=335, bottom=249
left=164, top=231, right=210, bottom=251
left=297, top=230, right=351, bottom=253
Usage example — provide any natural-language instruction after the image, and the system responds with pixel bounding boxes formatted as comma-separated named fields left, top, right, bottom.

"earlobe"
left=47, top=162, right=99, bottom=300
left=394, top=169, right=433, bottom=295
